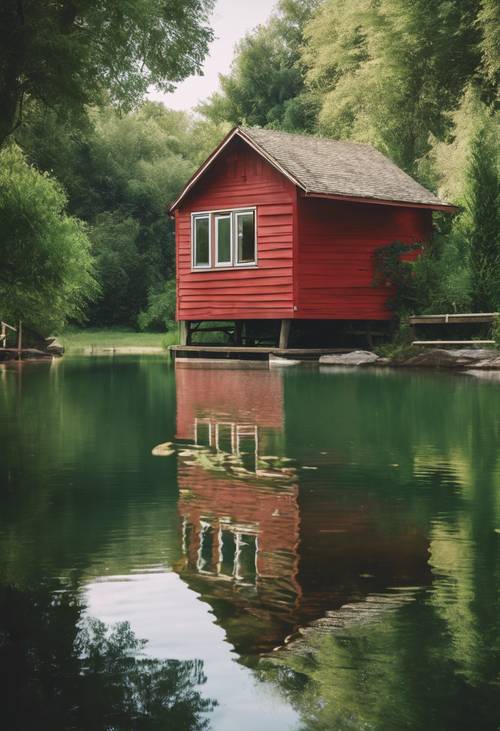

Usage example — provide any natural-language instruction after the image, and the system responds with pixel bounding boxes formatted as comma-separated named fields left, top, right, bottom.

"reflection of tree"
left=260, top=596, right=500, bottom=731
left=1, top=583, right=216, bottom=731
left=0, top=358, right=179, bottom=585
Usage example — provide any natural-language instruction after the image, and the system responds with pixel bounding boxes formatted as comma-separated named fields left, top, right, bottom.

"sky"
left=147, top=0, right=277, bottom=112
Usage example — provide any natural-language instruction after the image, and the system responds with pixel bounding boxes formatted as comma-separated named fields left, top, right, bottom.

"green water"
left=0, top=357, right=499, bottom=730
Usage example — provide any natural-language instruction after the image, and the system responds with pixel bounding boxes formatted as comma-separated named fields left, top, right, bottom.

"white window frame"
left=192, top=213, right=211, bottom=269
left=234, top=210, right=257, bottom=267
left=215, top=213, right=233, bottom=267
left=190, top=207, right=257, bottom=271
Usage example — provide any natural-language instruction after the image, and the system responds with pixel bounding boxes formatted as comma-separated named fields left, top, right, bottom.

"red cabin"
left=169, top=127, right=454, bottom=348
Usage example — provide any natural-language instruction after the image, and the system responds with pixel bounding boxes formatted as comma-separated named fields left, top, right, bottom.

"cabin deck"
left=170, top=345, right=350, bottom=362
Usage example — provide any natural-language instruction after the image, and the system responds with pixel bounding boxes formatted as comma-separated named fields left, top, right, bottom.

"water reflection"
left=172, top=365, right=434, bottom=661
left=168, top=363, right=500, bottom=729
left=0, top=582, right=216, bottom=731
left=1, top=358, right=499, bottom=731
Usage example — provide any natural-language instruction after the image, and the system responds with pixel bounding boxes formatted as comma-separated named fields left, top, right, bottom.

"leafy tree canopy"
left=0, top=0, right=215, bottom=145
left=302, top=0, right=494, bottom=173
left=0, top=145, right=98, bottom=334
left=17, top=102, right=225, bottom=327
left=199, top=0, right=319, bottom=132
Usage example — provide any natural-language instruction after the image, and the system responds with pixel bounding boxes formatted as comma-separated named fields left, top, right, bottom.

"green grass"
left=61, top=328, right=179, bottom=352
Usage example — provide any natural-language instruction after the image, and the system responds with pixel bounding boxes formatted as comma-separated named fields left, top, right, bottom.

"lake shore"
left=60, top=329, right=178, bottom=354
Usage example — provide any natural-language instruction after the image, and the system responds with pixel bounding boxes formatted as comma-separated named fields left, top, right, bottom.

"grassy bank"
left=61, top=329, right=179, bottom=353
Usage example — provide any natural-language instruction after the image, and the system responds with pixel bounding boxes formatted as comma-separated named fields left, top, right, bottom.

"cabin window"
left=191, top=208, right=256, bottom=270
left=215, top=214, right=232, bottom=266
left=236, top=211, right=256, bottom=264
left=193, top=214, right=211, bottom=268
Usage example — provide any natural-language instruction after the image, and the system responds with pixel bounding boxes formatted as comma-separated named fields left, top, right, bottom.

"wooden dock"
left=0, top=347, right=52, bottom=362
left=170, top=345, right=350, bottom=362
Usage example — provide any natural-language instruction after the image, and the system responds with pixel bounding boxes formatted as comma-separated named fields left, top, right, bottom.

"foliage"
left=373, top=242, right=426, bottom=317
left=199, top=0, right=319, bottom=132
left=138, top=279, right=177, bottom=332
left=373, top=232, right=474, bottom=320
left=18, top=103, right=224, bottom=328
left=372, top=84, right=499, bottom=321
left=477, top=0, right=500, bottom=86
left=0, top=0, right=214, bottom=146
left=301, top=0, right=493, bottom=174
left=0, top=145, right=98, bottom=334
left=0, top=583, right=216, bottom=730
left=465, top=126, right=500, bottom=312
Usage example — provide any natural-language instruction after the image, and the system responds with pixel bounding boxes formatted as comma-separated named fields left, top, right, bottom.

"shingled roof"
left=169, top=126, right=454, bottom=212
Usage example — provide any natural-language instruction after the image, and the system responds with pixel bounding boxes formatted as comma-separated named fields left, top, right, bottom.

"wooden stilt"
left=279, top=319, right=291, bottom=349
left=234, top=321, right=243, bottom=346
left=17, top=320, right=22, bottom=358
left=179, top=321, right=190, bottom=346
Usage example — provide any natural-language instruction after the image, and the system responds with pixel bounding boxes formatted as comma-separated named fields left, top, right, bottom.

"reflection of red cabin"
left=175, top=364, right=284, bottom=439
left=169, top=127, right=455, bottom=346
left=173, top=365, right=432, bottom=656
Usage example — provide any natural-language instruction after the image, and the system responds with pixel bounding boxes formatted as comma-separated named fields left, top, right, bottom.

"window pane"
left=198, top=524, right=216, bottom=573
left=236, top=534, right=257, bottom=583
left=195, top=420, right=211, bottom=447
left=216, top=216, right=231, bottom=264
left=194, top=216, right=209, bottom=266
left=216, top=423, right=233, bottom=453
left=237, top=212, right=255, bottom=263
left=220, top=530, right=236, bottom=577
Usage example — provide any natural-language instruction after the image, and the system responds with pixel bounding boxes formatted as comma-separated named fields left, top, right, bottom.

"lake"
left=0, top=357, right=499, bottom=730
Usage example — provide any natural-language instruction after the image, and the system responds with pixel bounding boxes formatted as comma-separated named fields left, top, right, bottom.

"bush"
left=373, top=231, right=473, bottom=322
left=137, top=279, right=176, bottom=331
left=0, top=145, right=98, bottom=334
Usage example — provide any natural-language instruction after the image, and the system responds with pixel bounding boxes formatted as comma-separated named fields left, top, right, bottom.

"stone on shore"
left=46, top=337, right=64, bottom=356
left=319, top=350, right=379, bottom=366
left=402, top=348, right=500, bottom=369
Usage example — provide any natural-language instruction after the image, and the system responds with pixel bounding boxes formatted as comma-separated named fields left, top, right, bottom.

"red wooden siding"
left=174, top=135, right=434, bottom=322
left=176, top=137, right=295, bottom=321
left=295, top=197, right=432, bottom=320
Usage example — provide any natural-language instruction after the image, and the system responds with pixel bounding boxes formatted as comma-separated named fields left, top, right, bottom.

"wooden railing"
left=1, top=320, right=17, bottom=348
left=409, top=312, right=498, bottom=347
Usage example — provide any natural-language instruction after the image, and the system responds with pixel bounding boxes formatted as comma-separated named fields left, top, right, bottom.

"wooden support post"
left=17, top=320, right=22, bottom=358
left=279, top=319, right=291, bottom=350
left=234, top=321, right=243, bottom=346
left=179, top=321, right=190, bottom=346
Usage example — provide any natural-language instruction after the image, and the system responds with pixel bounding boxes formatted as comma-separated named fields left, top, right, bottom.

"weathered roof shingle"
left=169, top=126, right=455, bottom=212
left=240, top=126, right=452, bottom=209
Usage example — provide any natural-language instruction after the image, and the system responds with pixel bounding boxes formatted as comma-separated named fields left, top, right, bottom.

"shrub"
left=137, top=279, right=176, bottom=331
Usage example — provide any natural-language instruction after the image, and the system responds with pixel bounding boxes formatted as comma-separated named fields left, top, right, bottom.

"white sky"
left=147, top=0, right=277, bottom=112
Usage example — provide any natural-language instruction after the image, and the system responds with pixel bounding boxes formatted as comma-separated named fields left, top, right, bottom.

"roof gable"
left=169, top=126, right=455, bottom=212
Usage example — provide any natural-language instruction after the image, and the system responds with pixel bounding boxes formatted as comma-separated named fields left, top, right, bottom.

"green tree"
left=0, top=0, right=214, bottom=146
left=0, top=145, right=97, bottom=334
left=17, top=103, right=224, bottom=327
left=302, top=0, right=489, bottom=173
left=200, top=0, right=319, bottom=132
left=138, top=279, right=177, bottom=332
left=466, top=126, right=500, bottom=311
left=423, top=88, right=500, bottom=314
